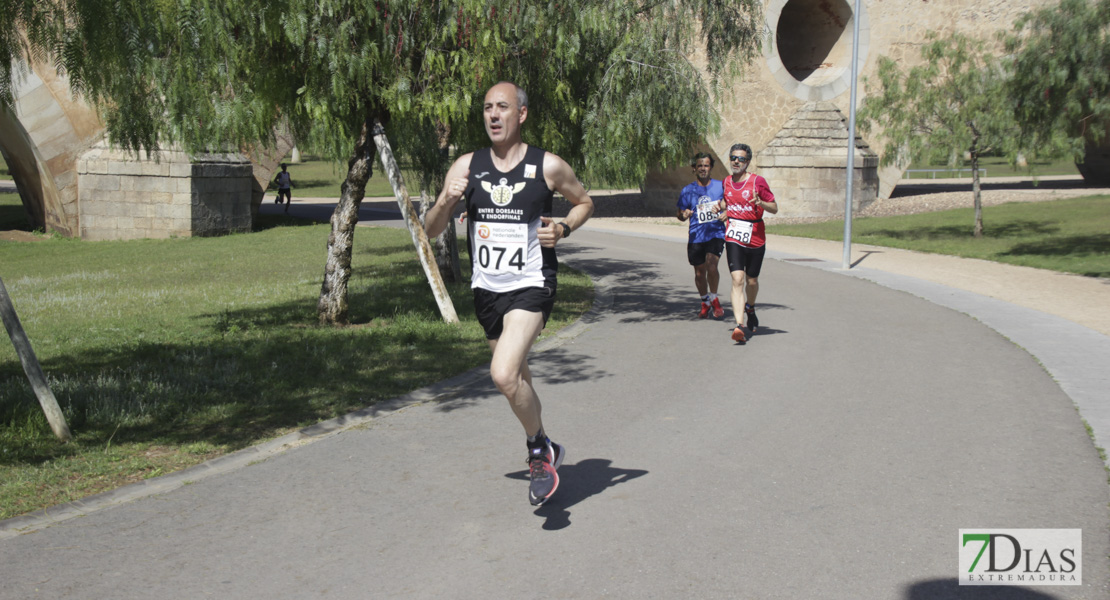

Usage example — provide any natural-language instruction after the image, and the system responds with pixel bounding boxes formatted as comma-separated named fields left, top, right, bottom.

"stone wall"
left=756, top=102, right=878, bottom=219
left=0, top=60, right=103, bottom=235
left=645, top=0, right=1062, bottom=212
left=77, top=143, right=252, bottom=240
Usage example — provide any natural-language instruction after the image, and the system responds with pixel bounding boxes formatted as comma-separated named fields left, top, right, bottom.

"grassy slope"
left=767, top=196, right=1110, bottom=278
left=0, top=214, right=592, bottom=519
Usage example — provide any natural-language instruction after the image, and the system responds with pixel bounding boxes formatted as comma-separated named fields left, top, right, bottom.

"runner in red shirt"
left=718, top=143, right=777, bottom=343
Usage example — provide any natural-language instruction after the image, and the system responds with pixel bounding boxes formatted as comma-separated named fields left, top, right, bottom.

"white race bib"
left=696, top=200, right=719, bottom=223
left=727, top=219, right=754, bottom=244
left=473, top=222, right=528, bottom=275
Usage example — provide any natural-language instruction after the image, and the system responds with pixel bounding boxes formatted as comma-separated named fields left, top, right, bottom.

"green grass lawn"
left=903, top=156, right=1079, bottom=179
left=767, top=195, right=1110, bottom=278
left=0, top=212, right=593, bottom=519
left=267, top=155, right=426, bottom=198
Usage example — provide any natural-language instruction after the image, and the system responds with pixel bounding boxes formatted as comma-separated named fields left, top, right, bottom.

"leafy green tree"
left=1005, top=0, right=1110, bottom=182
left=858, top=32, right=1019, bottom=238
left=2, top=0, right=764, bottom=324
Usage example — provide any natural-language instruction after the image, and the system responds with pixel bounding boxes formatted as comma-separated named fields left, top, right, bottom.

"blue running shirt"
left=676, top=179, right=726, bottom=244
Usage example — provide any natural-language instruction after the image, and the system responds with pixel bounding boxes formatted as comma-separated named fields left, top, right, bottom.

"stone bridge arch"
left=1, top=60, right=290, bottom=239
left=0, top=60, right=102, bottom=236
left=642, top=0, right=1094, bottom=217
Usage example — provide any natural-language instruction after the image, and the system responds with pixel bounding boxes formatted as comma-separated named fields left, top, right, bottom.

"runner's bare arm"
left=754, top=183, right=778, bottom=214
left=425, top=154, right=473, bottom=238
left=539, top=152, right=594, bottom=247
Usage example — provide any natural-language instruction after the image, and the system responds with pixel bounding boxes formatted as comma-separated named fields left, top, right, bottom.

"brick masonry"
left=76, top=143, right=252, bottom=240
left=642, top=0, right=1067, bottom=216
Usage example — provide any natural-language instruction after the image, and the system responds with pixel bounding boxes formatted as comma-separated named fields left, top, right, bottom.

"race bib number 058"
left=727, top=219, right=754, bottom=244
left=474, top=222, right=528, bottom=274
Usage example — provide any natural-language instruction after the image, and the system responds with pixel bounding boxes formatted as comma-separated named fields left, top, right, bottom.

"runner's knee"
left=489, top=363, right=522, bottom=396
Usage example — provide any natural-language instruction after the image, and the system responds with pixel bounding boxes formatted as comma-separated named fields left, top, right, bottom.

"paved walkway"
left=2, top=199, right=1108, bottom=598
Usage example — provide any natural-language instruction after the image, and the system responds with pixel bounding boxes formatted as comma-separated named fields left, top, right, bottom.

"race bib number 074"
left=474, top=222, right=528, bottom=274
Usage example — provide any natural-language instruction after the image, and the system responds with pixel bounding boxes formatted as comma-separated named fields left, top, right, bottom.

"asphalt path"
left=2, top=200, right=1108, bottom=598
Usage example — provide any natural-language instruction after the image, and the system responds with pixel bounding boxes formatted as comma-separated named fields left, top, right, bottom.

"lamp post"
left=842, top=0, right=864, bottom=269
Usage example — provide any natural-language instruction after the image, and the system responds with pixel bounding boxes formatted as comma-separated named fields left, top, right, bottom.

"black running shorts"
left=473, top=285, right=557, bottom=340
left=726, top=242, right=766, bottom=277
left=687, top=238, right=725, bottom=266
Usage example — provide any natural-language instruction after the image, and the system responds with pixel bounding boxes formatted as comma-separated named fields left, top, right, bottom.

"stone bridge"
left=643, top=0, right=1108, bottom=216
left=4, top=0, right=1105, bottom=235
left=0, top=60, right=291, bottom=239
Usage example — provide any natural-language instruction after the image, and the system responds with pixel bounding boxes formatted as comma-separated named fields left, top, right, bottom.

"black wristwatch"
left=559, top=222, right=571, bottom=239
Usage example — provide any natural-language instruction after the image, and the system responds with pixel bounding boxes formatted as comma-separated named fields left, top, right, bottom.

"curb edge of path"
left=0, top=261, right=615, bottom=540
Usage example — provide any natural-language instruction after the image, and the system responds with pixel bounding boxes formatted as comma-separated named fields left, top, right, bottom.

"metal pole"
left=842, top=0, right=864, bottom=269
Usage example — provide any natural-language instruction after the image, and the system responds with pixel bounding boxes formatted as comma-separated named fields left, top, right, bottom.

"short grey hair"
left=495, top=81, right=528, bottom=109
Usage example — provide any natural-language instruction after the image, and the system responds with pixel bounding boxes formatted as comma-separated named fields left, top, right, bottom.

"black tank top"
left=464, top=146, right=557, bottom=292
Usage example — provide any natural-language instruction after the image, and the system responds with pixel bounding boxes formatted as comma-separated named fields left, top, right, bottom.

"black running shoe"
left=745, top=304, right=759, bottom=332
left=527, top=441, right=565, bottom=506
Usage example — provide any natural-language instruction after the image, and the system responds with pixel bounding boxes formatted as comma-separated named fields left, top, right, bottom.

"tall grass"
left=0, top=217, right=593, bottom=518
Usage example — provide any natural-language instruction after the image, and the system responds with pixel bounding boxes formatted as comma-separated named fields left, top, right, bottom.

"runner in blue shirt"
left=676, top=153, right=726, bottom=319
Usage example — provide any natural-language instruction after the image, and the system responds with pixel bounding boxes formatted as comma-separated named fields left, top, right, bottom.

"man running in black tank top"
left=425, top=82, right=594, bottom=507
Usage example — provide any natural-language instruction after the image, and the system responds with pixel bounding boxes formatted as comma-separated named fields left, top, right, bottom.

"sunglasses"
left=729, top=155, right=750, bottom=163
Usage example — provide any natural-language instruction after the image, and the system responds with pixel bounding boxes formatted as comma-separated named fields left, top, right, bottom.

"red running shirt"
left=723, top=174, right=774, bottom=248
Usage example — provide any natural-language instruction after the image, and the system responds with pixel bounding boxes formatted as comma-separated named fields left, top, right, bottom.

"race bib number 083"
left=727, top=219, right=754, bottom=244
left=696, top=201, right=718, bottom=223
left=474, top=222, right=528, bottom=274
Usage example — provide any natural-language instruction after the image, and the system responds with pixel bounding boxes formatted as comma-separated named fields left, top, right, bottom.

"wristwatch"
left=559, top=222, right=571, bottom=238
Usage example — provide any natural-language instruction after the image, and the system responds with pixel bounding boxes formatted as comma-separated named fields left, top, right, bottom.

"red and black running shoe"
left=528, top=441, right=565, bottom=506
left=745, top=304, right=759, bottom=332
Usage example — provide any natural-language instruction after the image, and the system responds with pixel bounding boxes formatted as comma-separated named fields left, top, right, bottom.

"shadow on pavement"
left=904, top=578, right=1062, bottom=599
left=558, top=244, right=693, bottom=324
left=431, top=348, right=614, bottom=413
left=505, top=458, right=649, bottom=531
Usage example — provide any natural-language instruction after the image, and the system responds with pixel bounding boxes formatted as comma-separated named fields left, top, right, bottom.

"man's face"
left=729, top=150, right=751, bottom=175
left=483, top=83, right=526, bottom=144
left=693, top=158, right=712, bottom=183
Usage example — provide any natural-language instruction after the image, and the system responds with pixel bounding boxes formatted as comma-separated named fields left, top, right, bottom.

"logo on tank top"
left=482, top=177, right=527, bottom=207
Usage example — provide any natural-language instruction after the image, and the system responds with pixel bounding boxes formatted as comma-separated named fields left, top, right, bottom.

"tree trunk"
left=434, top=128, right=463, bottom=283
left=421, top=188, right=463, bottom=284
left=971, top=149, right=983, bottom=238
left=317, top=117, right=376, bottom=325
left=0, top=277, right=72, bottom=442
left=371, top=121, right=459, bottom=324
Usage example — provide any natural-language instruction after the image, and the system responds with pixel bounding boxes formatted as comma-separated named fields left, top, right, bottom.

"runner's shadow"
left=904, top=578, right=1061, bottom=599
left=505, top=458, right=648, bottom=531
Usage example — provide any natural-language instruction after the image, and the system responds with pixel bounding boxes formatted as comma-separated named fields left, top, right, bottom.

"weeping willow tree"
left=3, top=0, right=764, bottom=324
left=1005, top=0, right=1110, bottom=184
left=858, top=33, right=1020, bottom=238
